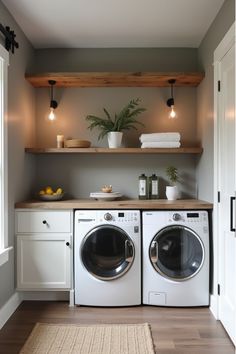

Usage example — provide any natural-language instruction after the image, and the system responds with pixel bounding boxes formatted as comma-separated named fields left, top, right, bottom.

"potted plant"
left=165, top=166, right=179, bottom=200
left=86, top=98, right=146, bottom=148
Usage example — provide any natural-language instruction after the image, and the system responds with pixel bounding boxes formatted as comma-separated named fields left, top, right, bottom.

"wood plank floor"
left=0, top=301, right=234, bottom=354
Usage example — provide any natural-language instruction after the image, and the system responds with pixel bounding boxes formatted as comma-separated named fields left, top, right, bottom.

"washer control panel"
left=77, top=210, right=140, bottom=225
left=100, top=211, right=139, bottom=223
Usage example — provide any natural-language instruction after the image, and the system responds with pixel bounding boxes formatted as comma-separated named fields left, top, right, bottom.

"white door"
left=217, top=43, right=236, bottom=345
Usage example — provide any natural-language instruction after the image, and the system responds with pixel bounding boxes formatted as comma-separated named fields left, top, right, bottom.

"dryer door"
left=81, top=225, right=135, bottom=281
left=149, top=225, right=204, bottom=281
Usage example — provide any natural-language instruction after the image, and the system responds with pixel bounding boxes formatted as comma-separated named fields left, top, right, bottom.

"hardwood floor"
left=0, top=301, right=234, bottom=354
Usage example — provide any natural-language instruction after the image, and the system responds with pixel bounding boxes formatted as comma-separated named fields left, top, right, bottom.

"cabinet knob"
left=66, top=242, right=70, bottom=246
left=42, top=220, right=47, bottom=224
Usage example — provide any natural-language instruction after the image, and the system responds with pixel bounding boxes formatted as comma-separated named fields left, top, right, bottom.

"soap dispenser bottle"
left=149, top=174, right=159, bottom=199
left=138, top=173, right=147, bottom=200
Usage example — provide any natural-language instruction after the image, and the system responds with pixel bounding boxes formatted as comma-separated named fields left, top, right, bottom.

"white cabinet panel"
left=15, top=210, right=73, bottom=292
left=16, top=211, right=72, bottom=233
left=17, top=234, right=72, bottom=289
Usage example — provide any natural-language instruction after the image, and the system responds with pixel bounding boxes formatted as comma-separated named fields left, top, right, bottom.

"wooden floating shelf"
left=25, top=72, right=204, bottom=88
left=25, top=147, right=203, bottom=154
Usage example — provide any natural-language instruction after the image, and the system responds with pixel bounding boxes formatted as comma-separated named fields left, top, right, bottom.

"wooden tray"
left=65, top=139, right=91, bottom=148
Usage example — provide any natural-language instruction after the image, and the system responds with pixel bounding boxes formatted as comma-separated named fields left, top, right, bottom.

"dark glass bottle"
left=149, top=174, right=159, bottom=199
left=138, top=173, right=147, bottom=200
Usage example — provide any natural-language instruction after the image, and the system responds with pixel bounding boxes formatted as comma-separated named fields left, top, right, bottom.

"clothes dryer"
left=142, top=210, right=209, bottom=307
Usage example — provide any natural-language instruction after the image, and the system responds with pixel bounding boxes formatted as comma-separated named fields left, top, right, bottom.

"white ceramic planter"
left=107, top=132, right=123, bottom=148
left=166, top=185, right=179, bottom=200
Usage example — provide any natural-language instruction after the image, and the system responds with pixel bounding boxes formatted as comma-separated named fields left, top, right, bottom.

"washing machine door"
left=81, top=225, right=135, bottom=281
left=149, top=225, right=204, bottom=281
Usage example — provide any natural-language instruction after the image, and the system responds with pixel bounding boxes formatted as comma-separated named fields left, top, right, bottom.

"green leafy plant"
left=166, top=166, right=179, bottom=185
left=86, top=98, right=146, bottom=140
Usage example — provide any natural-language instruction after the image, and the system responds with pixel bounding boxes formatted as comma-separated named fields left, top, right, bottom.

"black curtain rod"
left=0, top=24, right=19, bottom=53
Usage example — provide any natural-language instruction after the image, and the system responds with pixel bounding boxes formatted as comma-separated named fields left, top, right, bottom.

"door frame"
left=213, top=22, right=235, bottom=320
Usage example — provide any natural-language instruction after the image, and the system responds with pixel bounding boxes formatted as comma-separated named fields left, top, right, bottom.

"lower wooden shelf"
left=25, top=147, right=203, bottom=154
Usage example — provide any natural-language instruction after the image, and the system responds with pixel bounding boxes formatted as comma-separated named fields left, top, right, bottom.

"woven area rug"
left=20, top=323, right=155, bottom=354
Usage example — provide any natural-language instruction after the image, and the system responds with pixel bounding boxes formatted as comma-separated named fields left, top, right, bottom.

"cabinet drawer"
left=16, top=211, right=72, bottom=233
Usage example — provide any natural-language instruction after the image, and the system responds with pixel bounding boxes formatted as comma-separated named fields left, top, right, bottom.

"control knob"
left=172, top=213, right=181, bottom=221
left=104, top=213, right=113, bottom=221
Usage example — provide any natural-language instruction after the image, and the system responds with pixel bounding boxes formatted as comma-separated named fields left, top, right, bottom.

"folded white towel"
left=140, top=132, right=181, bottom=143
left=141, top=141, right=181, bottom=148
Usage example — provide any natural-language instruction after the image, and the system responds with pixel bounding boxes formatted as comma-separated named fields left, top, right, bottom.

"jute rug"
left=20, top=322, right=155, bottom=354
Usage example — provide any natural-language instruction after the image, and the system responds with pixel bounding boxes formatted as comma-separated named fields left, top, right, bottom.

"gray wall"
left=32, top=48, right=199, bottom=199
left=0, top=1, right=36, bottom=307
left=196, top=0, right=235, bottom=202
left=34, top=48, right=198, bottom=72
left=0, top=0, right=234, bottom=309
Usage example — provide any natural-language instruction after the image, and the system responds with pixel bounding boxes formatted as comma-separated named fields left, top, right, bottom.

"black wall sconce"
left=48, top=80, right=58, bottom=121
left=166, top=79, right=176, bottom=119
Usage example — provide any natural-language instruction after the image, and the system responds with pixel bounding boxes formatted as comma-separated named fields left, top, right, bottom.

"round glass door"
left=81, top=225, right=135, bottom=280
left=149, top=226, right=204, bottom=281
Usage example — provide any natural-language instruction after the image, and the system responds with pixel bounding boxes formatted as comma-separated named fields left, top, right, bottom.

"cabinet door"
left=17, top=234, right=72, bottom=289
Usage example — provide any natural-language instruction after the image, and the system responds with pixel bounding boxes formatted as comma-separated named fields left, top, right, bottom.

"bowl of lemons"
left=38, top=186, right=64, bottom=201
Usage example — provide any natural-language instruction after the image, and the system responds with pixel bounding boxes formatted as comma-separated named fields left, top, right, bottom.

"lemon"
left=45, top=186, right=53, bottom=195
left=56, top=187, right=63, bottom=195
left=39, top=190, right=45, bottom=195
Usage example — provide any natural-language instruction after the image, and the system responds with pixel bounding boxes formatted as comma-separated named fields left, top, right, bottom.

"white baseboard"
left=0, top=292, right=22, bottom=329
left=210, top=294, right=218, bottom=319
left=21, top=291, right=69, bottom=301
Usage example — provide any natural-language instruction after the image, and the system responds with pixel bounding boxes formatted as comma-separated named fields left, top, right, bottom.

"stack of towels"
left=139, top=132, right=181, bottom=148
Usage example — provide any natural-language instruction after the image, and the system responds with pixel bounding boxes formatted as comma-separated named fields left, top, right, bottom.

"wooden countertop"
left=15, top=199, right=213, bottom=210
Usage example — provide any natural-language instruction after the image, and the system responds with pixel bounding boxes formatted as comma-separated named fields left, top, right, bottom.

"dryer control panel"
left=167, top=211, right=208, bottom=224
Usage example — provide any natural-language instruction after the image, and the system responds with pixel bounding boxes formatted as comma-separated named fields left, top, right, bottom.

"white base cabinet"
left=16, top=210, right=73, bottom=291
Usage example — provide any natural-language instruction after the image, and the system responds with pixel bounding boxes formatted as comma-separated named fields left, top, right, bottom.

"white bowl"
left=90, top=192, right=122, bottom=201
left=38, top=193, right=64, bottom=201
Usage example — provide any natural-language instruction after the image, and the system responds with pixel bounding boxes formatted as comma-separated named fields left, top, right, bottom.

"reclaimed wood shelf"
left=25, top=147, right=203, bottom=154
left=25, top=72, right=204, bottom=88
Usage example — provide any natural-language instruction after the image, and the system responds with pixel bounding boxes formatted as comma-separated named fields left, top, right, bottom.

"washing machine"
left=75, top=210, right=141, bottom=306
left=142, top=210, right=209, bottom=307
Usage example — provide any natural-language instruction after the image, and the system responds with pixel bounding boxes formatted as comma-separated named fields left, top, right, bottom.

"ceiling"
left=2, top=0, right=225, bottom=48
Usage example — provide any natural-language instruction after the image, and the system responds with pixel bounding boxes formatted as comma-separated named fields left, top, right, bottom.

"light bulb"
left=48, top=108, right=56, bottom=121
left=169, top=105, right=176, bottom=119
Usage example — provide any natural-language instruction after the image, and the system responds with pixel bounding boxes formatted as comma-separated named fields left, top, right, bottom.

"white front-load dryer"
left=75, top=210, right=141, bottom=306
left=142, top=210, right=209, bottom=307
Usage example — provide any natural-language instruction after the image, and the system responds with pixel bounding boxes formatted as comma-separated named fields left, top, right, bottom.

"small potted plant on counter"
left=86, top=98, right=146, bottom=148
left=165, top=165, right=179, bottom=200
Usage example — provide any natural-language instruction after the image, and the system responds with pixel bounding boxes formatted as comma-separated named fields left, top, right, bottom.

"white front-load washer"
left=142, top=210, right=209, bottom=307
left=75, top=210, right=141, bottom=306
